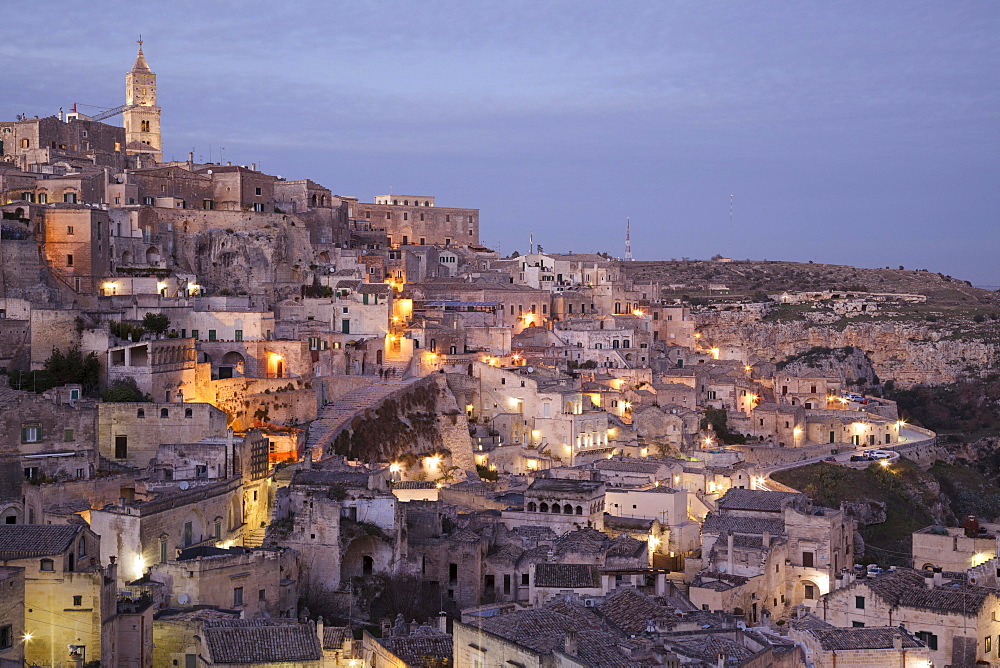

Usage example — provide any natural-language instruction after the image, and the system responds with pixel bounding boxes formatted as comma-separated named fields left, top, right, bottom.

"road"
left=753, top=425, right=936, bottom=492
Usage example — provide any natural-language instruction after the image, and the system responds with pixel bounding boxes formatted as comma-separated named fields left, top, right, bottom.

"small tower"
left=624, top=217, right=633, bottom=261
left=123, top=36, right=162, bottom=163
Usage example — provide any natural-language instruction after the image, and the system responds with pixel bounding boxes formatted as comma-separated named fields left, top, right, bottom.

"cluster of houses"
left=0, top=43, right=993, bottom=668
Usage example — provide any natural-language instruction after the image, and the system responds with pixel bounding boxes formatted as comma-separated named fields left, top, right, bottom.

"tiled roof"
left=554, top=528, right=608, bottom=556
left=789, top=612, right=834, bottom=632
left=392, top=480, right=437, bottom=489
left=666, top=634, right=758, bottom=663
left=487, top=544, right=524, bottom=563
left=597, top=587, right=676, bottom=636
left=528, top=478, right=603, bottom=495
left=535, top=563, right=600, bottom=588
left=358, top=283, right=390, bottom=294
left=607, top=534, right=647, bottom=559
left=812, top=626, right=923, bottom=651
left=0, top=525, right=80, bottom=559
left=604, top=515, right=655, bottom=531
left=717, top=489, right=804, bottom=513
left=377, top=633, right=452, bottom=668
left=862, top=568, right=996, bottom=614
left=202, top=620, right=323, bottom=663
left=322, top=626, right=350, bottom=649
left=478, top=608, right=599, bottom=654
left=701, top=514, right=785, bottom=536
left=595, top=459, right=664, bottom=474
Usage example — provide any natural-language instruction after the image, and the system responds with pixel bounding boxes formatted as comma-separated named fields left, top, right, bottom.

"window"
left=40, top=558, right=54, bottom=571
left=234, top=329, right=243, bottom=342
left=916, top=632, right=938, bottom=650
left=855, top=595, right=865, bottom=609
left=66, top=254, right=74, bottom=267
left=160, top=408, right=169, bottom=418
left=137, top=408, right=145, bottom=418
left=852, top=621, right=865, bottom=628
left=183, top=522, right=193, bottom=546
left=38, top=193, right=47, bottom=204
left=208, top=330, right=217, bottom=341
left=233, top=586, right=244, bottom=606
left=986, top=636, right=992, bottom=654
left=802, top=551, right=814, bottom=567
left=64, top=429, right=74, bottom=441
left=253, top=203, right=263, bottom=212
left=0, top=625, right=11, bottom=650
left=191, top=330, right=199, bottom=340
left=64, top=193, right=77, bottom=203
left=143, top=196, right=154, bottom=205
left=21, top=424, right=41, bottom=443
left=185, top=408, right=193, bottom=418
left=73, top=595, right=82, bottom=606
left=255, top=187, right=262, bottom=196
left=521, top=573, right=529, bottom=586
left=160, top=538, right=168, bottom=564
left=259, top=588, right=266, bottom=601
left=449, top=563, right=458, bottom=583
left=804, top=584, right=815, bottom=600
left=67, top=225, right=75, bottom=235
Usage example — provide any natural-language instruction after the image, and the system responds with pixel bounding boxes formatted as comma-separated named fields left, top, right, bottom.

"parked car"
left=824, top=456, right=837, bottom=462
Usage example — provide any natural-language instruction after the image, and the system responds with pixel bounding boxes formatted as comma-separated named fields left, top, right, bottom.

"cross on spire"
left=137, top=34, right=143, bottom=49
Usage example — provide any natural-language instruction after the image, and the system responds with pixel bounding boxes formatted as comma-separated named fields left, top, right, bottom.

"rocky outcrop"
left=695, top=311, right=998, bottom=386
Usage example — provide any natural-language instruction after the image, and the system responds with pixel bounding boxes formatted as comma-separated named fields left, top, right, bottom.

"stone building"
left=357, top=195, right=478, bottom=248
left=789, top=613, right=930, bottom=668
left=690, top=489, right=855, bottom=622
left=42, top=204, right=113, bottom=294
left=148, top=545, right=297, bottom=618
left=503, top=478, right=606, bottom=533
left=818, top=567, right=1000, bottom=668
left=96, top=401, right=228, bottom=468
left=0, top=566, right=25, bottom=668
left=0, top=524, right=117, bottom=667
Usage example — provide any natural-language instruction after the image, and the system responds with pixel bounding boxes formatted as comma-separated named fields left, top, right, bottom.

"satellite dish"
left=177, top=593, right=191, bottom=605
left=179, top=481, right=189, bottom=490
left=206, top=169, right=213, bottom=175
left=527, top=367, right=534, bottom=373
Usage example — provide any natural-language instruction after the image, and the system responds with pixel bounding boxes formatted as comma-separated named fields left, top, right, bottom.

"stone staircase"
left=306, top=378, right=419, bottom=457
left=243, top=528, right=266, bottom=548
left=379, top=358, right=412, bottom=379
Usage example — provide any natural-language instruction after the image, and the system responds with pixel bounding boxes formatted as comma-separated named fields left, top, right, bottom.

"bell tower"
left=123, top=37, right=162, bottom=162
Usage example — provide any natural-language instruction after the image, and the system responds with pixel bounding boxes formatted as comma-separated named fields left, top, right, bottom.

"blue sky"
left=5, top=1, right=999, bottom=285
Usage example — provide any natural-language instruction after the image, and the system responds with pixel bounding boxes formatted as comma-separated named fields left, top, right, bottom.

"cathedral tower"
left=123, top=38, right=162, bottom=162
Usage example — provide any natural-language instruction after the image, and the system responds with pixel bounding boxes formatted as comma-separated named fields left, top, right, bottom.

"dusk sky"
left=5, top=1, right=998, bottom=285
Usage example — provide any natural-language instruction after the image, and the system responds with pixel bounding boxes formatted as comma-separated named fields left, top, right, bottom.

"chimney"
left=316, top=618, right=324, bottom=646
left=437, top=611, right=447, bottom=634
left=251, top=163, right=257, bottom=171
left=727, top=532, right=735, bottom=575
left=893, top=633, right=903, bottom=651
left=933, top=566, right=943, bottom=588
left=762, top=531, right=770, bottom=548
left=563, top=630, right=578, bottom=656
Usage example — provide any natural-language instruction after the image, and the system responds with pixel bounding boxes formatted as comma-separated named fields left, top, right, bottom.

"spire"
left=131, top=35, right=150, bottom=72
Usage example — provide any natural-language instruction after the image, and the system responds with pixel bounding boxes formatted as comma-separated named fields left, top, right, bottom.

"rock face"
left=695, top=312, right=998, bottom=386
left=778, top=346, right=880, bottom=386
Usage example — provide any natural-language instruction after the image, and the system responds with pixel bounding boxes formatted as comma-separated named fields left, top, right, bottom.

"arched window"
left=363, top=555, right=374, bottom=575
left=184, top=408, right=193, bottom=418
left=527, top=502, right=537, bottom=512
left=551, top=504, right=560, bottom=514
left=563, top=504, right=573, bottom=514
left=137, top=408, right=145, bottom=418
left=539, top=503, right=548, bottom=513
left=575, top=506, right=583, bottom=515
left=160, top=408, right=169, bottom=418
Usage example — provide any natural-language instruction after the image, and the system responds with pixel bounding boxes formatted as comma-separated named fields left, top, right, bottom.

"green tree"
left=142, top=312, right=171, bottom=337
left=101, top=378, right=150, bottom=402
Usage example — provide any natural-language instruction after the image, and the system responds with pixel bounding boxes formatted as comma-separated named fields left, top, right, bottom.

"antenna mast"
left=624, top=217, right=633, bottom=261
left=728, top=195, right=734, bottom=259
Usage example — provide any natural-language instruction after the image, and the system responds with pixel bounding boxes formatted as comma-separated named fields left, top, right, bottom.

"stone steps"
left=305, top=378, right=420, bottom=455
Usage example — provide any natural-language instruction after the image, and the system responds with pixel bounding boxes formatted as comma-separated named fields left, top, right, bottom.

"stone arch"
left=311, top=194, right=318, bottom=207
left=921, top=563, right=936, bottom=570
left=0, top=505, right=21, bottom=524
left=563, top=504, right=573, bottom=514
left=146, top=246, right=160, bottom=265
left=527, top=502, right=537, bottom=512
left=120, top=250, right=132, bottom=265
left=221, top=351, right=246, bottom=378
left=796, top=578, right=821, bottom=606
left=341, top=535, right=393, bottom=581
left=551, top=504, right=560, bottom=514
left=13, top=207, right=24, bottom=218
left=575, top=506, right=583, bottom=515
left=539, top=502, right=549, bottom=513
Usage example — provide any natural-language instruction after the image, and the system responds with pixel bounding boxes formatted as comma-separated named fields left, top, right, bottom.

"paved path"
left=306, top=378, right=420, bottom=457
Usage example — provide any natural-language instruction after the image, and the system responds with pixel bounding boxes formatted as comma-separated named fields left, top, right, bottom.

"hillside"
left=621, top=259, right=999, bottom=310
left=773, top=455, right=1000, bottom=567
